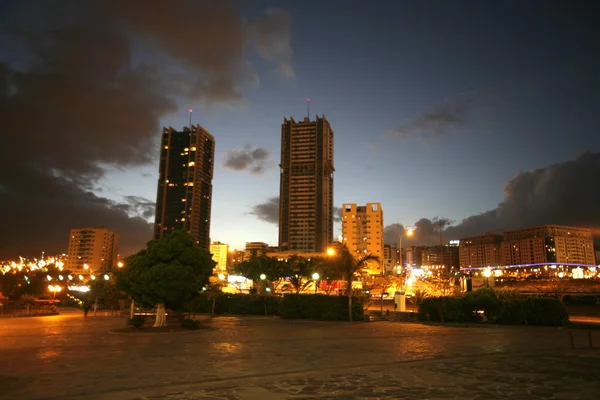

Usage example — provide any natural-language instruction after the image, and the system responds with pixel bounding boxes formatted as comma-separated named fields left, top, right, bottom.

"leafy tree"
left=324, top=244, right=379, bottom=321
left=116, top=230, right=215, bottom=327
left=234, top=256, right=280, bottom=281
left=282, top=255, right=319, bottom=294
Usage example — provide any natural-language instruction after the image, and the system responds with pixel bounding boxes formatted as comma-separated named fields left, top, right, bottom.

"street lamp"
left=483, top=268, right=492, bottom=286
left=260, top=274, right=266, bottom=280
left=48, top=284, right=62, bottom=299
left=326, top=248, right=335, bottom=256
left=312, top=272, right=320, bottom=294
left=397, top=228, right=414, bottom=274
left=117, top=261, right=124, bottom=268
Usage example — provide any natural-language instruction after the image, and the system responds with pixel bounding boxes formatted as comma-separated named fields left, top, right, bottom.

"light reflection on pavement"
left=1, top=309, right=599, bottom=400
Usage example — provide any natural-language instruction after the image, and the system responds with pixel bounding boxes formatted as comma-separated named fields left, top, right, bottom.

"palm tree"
left=326, top=244, right=379, bottom=322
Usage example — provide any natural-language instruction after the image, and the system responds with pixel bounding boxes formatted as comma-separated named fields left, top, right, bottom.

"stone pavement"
left=1, top=309, right=599, bottom=399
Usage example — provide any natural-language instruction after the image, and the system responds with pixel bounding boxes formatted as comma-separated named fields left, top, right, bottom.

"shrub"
left=418, top=289, right=569, bottom=327
left=188, top=293, right=281, bottom=316
left=180, top=317, right=200, bottom=330
left=521, top=297, right=569, bottom=326
left=128, top=315, right=146, bottom=328
left=280, top=294, right=364, bottom=321
left=418, top=296, right=473, bottom=323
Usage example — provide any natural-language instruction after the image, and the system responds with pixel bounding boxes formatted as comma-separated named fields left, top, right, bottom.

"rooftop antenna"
left=188, top=108, right=193, bottom=130
left=306, top=98, right=311, bottom=119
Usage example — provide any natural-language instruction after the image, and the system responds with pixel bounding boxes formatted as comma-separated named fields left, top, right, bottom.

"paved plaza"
left=1, top=309, right=599, bottom=400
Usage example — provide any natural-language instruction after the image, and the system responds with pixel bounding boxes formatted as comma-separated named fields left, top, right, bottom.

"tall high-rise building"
left=279, top=116, right=334, bottom=253
left=66, top=227, right=119, bottom=274
left=341, top=203, right=384, bottom=274
left=210, top=242, right=229, bottom=274
left=153, top=124, right=215, bottom=250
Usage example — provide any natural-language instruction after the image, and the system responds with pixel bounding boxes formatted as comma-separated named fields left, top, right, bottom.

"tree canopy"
left=116, top=230, right=215, bottom=309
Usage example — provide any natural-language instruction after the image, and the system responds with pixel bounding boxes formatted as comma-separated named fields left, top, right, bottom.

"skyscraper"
left=341, top=203, right=384, bottom=274
left=66, top=227, right=119, bottom=274
left=153, top=124, right=215, bottom=250
left=279, top=115, right=334, bottom=253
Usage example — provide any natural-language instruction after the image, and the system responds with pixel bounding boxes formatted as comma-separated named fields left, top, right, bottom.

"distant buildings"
left=383, top=244, right=400, bottom=272
left=459, top=234, right=503, bottom=269
left=341, top=203, right=384, bottom=274
left=210, top=242, right=229, bottom=274
left=244, top=242, right=269, bottom=260
left=279, top=116, right=334, bottom=253
left=501, top=225, right=595, bottom=266
left=405, top=246, right=424, bottom=268
left=66, top=227, right=119, bottom=274
left=153, top=124, right=215, bottom=250
left=459, top=225, right=596, bottom=268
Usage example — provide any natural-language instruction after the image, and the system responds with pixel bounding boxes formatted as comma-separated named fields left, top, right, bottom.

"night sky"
left=0, top=0, right=599, bottom=258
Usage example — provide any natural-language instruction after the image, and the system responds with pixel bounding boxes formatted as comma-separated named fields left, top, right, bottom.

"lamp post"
left=398, top=228, right=414, bottom=273
left=312, top=272, right=320, bottom=294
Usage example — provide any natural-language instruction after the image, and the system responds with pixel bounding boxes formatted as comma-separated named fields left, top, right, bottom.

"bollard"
left=588, top=330, right=593, bottom=348
left=570, top=331, right=575, bottom=349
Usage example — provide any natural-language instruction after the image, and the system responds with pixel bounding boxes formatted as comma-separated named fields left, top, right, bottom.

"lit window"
left=188, top=161, right=195, bottom=167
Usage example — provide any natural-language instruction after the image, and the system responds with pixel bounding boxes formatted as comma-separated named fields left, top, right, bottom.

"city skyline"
left=0, top=1, right=599, bottom=258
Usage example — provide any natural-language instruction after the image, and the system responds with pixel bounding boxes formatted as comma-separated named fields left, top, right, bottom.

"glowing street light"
left=117, top=261, right=124, bottom=268
left=326, top=248, right=335, bottom=256
left=312, top=272, right=320, bottom=280
left=48, top=284, right=62, bottom=299
left=398, top=227, right=415, bottom=273
left=259, top=274, right=266, bottom=280
left=103, top=274, right=110, bottom=280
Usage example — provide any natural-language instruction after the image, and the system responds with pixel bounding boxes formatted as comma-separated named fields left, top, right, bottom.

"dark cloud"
left=247, top=8, right=295, bottom=78
left=445, top=152, right=600, bottom=240
left=248, top=197, right=279, bottom=224
left=223, top=145, right=270, bottom=174
left=116, top=196, right=156, bottom=220
left=392, top=90, right=497, bottom=141
left=0, top=0, right=294, bottom=258
left=248, top=198, right=342, bottom=225
left=384, top=218, right=452, bottom=247
left=385, top=153, right=600, bottom=246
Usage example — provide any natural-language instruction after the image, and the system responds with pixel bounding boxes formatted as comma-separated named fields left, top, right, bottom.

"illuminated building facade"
left=341, top=203, right=384, bottom=274
left=66, top=227, right=119, bottom=274
left=210, top=242, right=229, bottom=274
left=244, top=242, right=269, bottom=261
left=502, top=225, right=595, bottom=265
left=153, top=124, right=215, bottom=250
left=279, top=116, right=334, bottom=253
left=459, top=234, right=503, bottom=268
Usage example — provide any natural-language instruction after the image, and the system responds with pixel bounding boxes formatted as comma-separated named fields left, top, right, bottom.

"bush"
left=180, top=317, right=201, bottom=330
left=128, top=315, right=146, bottom=328
left=418, top=297, right=473, bottom=323
left=418, top=288, right=569, bottom=327
left=280, top=294, right=364, bottom=321
left=188, top=293, right=281, bottom=316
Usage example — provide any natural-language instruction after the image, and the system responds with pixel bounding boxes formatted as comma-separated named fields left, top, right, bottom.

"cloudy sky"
left=0, top=0, right=599, bottom=258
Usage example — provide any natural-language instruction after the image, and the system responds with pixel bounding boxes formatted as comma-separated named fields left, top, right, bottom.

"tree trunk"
left=347, top=280, right=353, bottom=322
left=153, top=302, right=167, bottom=327
left=211, top=298, right=216, bottom=317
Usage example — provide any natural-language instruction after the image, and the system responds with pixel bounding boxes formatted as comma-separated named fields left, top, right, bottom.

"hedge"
left=280, top=294, right=364, bottom=321
left=418, top=288, right=569, bottom=326
left=188, top=293, right=281, bottom=315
